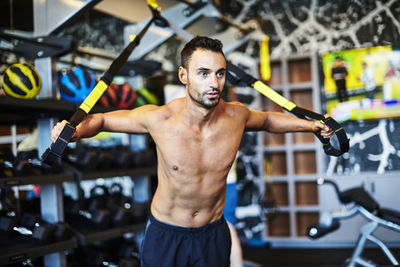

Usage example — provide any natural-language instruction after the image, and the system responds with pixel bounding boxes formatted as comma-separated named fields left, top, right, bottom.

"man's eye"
left=217, top=72, right=225, bottom=78
left=199, top=71, right=207, bottom=77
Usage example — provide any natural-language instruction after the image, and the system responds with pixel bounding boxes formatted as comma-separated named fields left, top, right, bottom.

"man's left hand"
left=311, top=118, right=334, bottom=139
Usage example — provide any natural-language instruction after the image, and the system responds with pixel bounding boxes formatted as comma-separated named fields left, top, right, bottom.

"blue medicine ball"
left=59, top=67, right=96, bottom=103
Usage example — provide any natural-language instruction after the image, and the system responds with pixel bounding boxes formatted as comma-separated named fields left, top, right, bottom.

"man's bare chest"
left=151, top=123, right=244, bottom=172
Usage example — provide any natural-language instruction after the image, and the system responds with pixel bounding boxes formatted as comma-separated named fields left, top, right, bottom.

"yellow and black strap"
left=226, top=61, right=349, bottom=156
left=42, top=16, right=155, bottom=165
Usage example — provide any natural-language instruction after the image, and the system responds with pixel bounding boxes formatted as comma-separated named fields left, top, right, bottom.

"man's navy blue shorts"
left=140, top=214, right=231, bottom=267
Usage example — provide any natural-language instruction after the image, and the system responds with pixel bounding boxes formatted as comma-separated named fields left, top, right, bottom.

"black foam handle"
left=318, top=117, right=350, bottom=157
left=41, top=108, right=87, bottom=165
left=41, top=123, right=76, bottom=165
left=291, top=107, right=350, bottom=157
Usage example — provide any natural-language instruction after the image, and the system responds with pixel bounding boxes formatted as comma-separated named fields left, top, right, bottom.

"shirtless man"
left=52, top=36, right=333, bottom=266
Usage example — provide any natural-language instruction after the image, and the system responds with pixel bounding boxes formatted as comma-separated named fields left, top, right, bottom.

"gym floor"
left=242, top=245, right=400, bottom=266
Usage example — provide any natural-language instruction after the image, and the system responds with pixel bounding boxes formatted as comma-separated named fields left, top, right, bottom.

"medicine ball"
left=2, top=63, right=41, bottom=99
left=59, top=67, right=96, bottom=103
left=134, top=88, right=158, bottom=107
left=100, top=82, right=136, bottom=109
left=100, top=83, right=119, bottom=108
left=116, top=83, right=137, bottom=108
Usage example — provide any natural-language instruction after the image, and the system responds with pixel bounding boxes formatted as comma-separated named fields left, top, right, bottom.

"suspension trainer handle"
left=41, top=18, right=155, bottom=165
left=226, top=61, right=349, bottom=156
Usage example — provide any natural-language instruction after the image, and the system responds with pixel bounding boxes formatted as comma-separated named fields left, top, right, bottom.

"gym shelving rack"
left=0, top=98, right=156, bottom=266
left=261, top=53, right=326, bottom=244
left=6, top=1, right=155, bottom=265
left=0, top=97, right=114, bottom=126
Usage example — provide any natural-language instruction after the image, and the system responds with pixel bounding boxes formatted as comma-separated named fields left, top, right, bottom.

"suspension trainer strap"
left=226, top=61, right=349, bottom=156
left=41, top=17, right=155, bottom=165
left=148, top=0, right=349, bottom=156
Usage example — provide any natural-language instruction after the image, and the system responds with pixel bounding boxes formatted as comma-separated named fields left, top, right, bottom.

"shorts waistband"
left=148, top=213, right=226, bottom=234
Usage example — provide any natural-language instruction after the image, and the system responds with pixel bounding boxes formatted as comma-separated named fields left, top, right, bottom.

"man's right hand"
left=51, top=120, right=69, bottom=143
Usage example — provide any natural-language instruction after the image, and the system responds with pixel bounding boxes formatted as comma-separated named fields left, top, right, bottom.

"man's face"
left=179, top=49, right=226, bottom=109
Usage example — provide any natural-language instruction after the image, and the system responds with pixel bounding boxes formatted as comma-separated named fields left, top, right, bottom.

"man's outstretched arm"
left=51, top=104, right=158, bottom=142
left=245, top=109, right=334, bottom=138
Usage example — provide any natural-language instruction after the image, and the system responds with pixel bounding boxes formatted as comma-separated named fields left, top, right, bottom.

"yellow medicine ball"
left=2, top=63, right=41, bottom=99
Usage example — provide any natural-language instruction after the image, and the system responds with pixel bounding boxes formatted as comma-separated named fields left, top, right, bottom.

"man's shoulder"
left=148, top=98, right=184, bottom=120
left=223, top=101, right=250, bottom=117
left=224, top=101, right=248, bottom=111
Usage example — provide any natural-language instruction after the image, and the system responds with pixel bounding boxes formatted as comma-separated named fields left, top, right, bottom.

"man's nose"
left=209, top=74, right=219, bottom=88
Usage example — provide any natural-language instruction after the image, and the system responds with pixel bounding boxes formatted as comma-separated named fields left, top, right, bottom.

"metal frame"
left=315, top=204, right=400, bottom=266
left=124, top=2, right=255, bottom=60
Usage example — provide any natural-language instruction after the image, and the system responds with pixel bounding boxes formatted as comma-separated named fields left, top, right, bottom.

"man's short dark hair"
left=181, top=36, right=225, bottom=68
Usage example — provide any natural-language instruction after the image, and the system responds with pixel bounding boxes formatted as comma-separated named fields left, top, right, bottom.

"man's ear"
left=178, top=66, right=187, bottom=85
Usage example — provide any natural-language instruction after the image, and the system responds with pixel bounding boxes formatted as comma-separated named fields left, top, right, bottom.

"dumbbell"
left=28, top=212, right=71, bottom=240
left=12, top=150, right=43, bottom=176
left=0, top=214, right=54, bottom=245
left=64, top=145, right=100, bottom=171
left=85, top=146, right=113, bottom=171
left=20, top=197, right=41, bottom=214
left=85, top=246, right=139, bottom=267
left=88, top=185, right=109, bottom=211
left=131, top=150, right=147, bottom=167
left=133, top=149, right=156, bottom=167
left=20, top=213, right=73, bottom=241
left=0, top=187, right=18, bottom=213
left=64, top=194, right=112, bottom=231
left=95, top=147, right=112, bottom=170
left=110, top=145, right=134, bottom=169
left=0, top=212, right=72, bottom=244
left=89, top=184, right=133, bottom=227
left=118, top=239, right=141, bottom=264
left=0, top=148, right=14, bottom=178
left=12, top=150, right=63, bottom=176
left=66, top=246, right=107, bottom=267
left=91, top=238, right=140, bottom=267
left=107, top=183, right=133, bottom=227
left=130, top=201, right=150, bottom=223
left=107, top=183, right=132, bottom=206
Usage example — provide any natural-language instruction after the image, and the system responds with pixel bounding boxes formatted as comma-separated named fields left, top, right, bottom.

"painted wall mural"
left=326, top=118, right=400, bottom=175
left=217, top=0, right=400, bottom=56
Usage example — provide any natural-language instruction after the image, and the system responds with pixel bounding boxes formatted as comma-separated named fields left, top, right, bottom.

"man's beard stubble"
left=187, top=79, right=221, bottom=109
left=188, top=88, right=221, bottom=109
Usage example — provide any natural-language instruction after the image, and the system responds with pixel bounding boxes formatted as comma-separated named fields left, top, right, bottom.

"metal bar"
left=0, top=32, right=64, bottom=49
left=11, top=125, right=17, bottom=156
left=367, top=234, right=399, bottom=264
left=33, top=0, right=69, bottom=265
